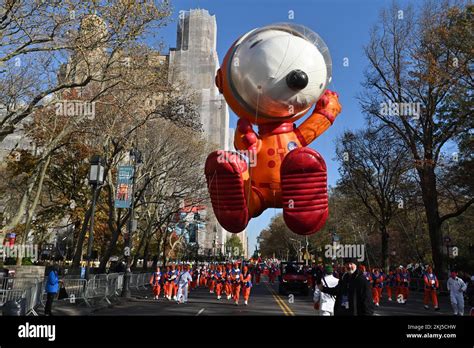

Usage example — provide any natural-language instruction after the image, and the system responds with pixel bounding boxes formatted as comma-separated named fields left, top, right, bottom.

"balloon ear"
left=215, top=68, right=223, bottom=93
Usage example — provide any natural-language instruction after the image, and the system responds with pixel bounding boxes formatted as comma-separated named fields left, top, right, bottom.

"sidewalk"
left=38, top=289, right=147, bottom=316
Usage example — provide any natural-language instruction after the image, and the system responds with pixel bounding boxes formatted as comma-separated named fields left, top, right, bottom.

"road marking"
left=265, top=282, right=295, bottom=316
left=196, top=308, right=205, bottom=316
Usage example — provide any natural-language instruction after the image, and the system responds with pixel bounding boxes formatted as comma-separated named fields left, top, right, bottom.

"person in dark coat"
left=44, top=264, right=60, bottom=316
left=319, top=257, right=374, bottom=316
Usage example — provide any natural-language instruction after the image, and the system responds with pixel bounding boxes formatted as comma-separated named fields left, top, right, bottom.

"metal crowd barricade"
left=143, top=273, right=152, bottom=289
left=24, top=280, right=43, bottom=316
left=59, top=279, right=90, bottom=307
left=86, top=274, right=110, bottom=305
left=0, top=289, right=25, bottom=307
left=137, top=273, right=145, bottom=290
left=23, top=271, right=160, bottom=311
left=105, top=273, right=121, bottom=300
left=1, top=277, right=38, bottom=291
left=130, top=273, right=139, bottom=290
left=116, top=273, right=124, bottom=295
left=0, top=279, right=42, bottom=316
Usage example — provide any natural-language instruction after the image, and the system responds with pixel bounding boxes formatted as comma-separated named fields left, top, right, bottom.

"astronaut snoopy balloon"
left=206, top=23, right=342, bottom=235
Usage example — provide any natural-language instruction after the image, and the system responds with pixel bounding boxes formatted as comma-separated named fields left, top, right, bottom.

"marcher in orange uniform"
left=170, top=264, right=179, bottom=300
left=394, top=268, right=402, bottom=300
left=396, top=267, right=410, bottom=304
left=386, top=270, right=396, bottom=301
left=199, top=267, right=207, bottom=287
left=231, top=262, right=242, bottom=305
left=371, top=268, right=383, bottom=307
left=215, top=266, right=226, bottom=300
left=241, top=265, right=253, bottom=305
left=423, top=266, right=440, bottom=311
left=163, top=266, right=171, bottom=300
left=149, top=266, right=162, bottom=300
left=225, top=263, right=233, bottom=299
left=208, top=264, right=216, bottom=293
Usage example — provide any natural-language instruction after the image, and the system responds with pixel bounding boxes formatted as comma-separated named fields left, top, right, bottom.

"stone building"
left=168, top=9, right=247, bottom=258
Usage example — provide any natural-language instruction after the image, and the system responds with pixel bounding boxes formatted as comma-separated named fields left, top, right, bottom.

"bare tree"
left=360, top=1, right=473, bottom=275
left=336, top=127, right=410, bottom=271
left=0, top=0, right=171, bottom=141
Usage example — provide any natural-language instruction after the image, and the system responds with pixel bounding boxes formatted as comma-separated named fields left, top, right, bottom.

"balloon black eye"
left=286, top=69, right=309, bottom=90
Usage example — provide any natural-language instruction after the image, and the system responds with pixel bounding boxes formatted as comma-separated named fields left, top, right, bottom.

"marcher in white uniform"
left=313, top=265, right=339, bottom=316
left=176, top=265, right=193, bottom=304
left=447, top=270, right=467, bottom=316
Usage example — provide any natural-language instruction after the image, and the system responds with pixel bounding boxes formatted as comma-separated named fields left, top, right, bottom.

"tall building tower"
left=168, top=9, right=246, bottom=257
left=169, top=9, right=229, bottom=150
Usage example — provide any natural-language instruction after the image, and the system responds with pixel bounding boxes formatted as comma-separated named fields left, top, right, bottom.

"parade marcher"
left=163, top=266, right=171, bottom=299
left=173, top=265, right=181, bottom=301
left=199, top=266, right=207, bottom=287
left=208, top=264, right=216, bottom=293
left=396, top=267, right=410, bottom=304
left=371, top=268, right=383, bottom=307
left=394, top=267, right=401, bottom=301
left=386, top=269, right=396, bottom=301
left=309, top=263, right=320, bottom=290
left=241, top=265, right=252, bottom=305
left=268, top=264, right=277, bottom=284
left=45, top=264, right=60, bottom=316
left=313, top=265, right=339, bottom=316
left=166, top=265, right=177, bottom=300
left=150, top=266, right=162, bottom=300
left=215, top=265, right=226, bottom=300
left=359, top=265, right=371, bottom=283
left=423, top=266, right=439, bottom=310
left=190, top=266, right=198, bottom=290
left=379, top=268, right=386, bottom=298
left=176, top=265, right=193, bottom=304
left=225, top=263, right=233, bottom=300
left=320, top=258, right=374, bottom=316
left=447, top=270, right=467, bottom=316
left=231, top=262, right=242, bottom=305
left=255, top=264, right=261, bottom=285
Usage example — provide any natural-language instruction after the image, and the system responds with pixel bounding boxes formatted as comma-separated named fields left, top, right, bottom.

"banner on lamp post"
left=114, top=166, right=134, bottom=208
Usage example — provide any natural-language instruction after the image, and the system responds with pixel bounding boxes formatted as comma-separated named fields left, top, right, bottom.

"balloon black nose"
left=286, top=69, right=309, bottom=90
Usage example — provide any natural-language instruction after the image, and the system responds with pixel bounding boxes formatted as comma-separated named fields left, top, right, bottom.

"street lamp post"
left=121, top=147, right=141, bottom=298
left=290, top=238, right=302, bottom=262
left=86, top=155, right=104, bottom=280
left=305, top=236, right=309, bottom=266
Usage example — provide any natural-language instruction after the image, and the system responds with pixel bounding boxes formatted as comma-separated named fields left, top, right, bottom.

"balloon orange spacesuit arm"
left=295, top=90, right=342, bottom=146
left=234, top=118, right=262, bottom=153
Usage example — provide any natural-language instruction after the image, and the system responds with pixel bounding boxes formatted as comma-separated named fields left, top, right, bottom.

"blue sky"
left=156, top=0, right=416, bottom=255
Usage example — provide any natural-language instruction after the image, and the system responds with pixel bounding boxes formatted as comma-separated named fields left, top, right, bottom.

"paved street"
left=96, top=279, right=316, bottom=316
left=89, top=276, right=455, bottom=316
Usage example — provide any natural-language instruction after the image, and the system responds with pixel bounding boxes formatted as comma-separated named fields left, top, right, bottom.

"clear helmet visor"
left=228, top=23, right=332, bottom=118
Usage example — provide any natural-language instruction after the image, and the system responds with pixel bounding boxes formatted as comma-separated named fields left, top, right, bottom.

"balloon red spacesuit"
left=205, top=23, right=342, bottom=235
